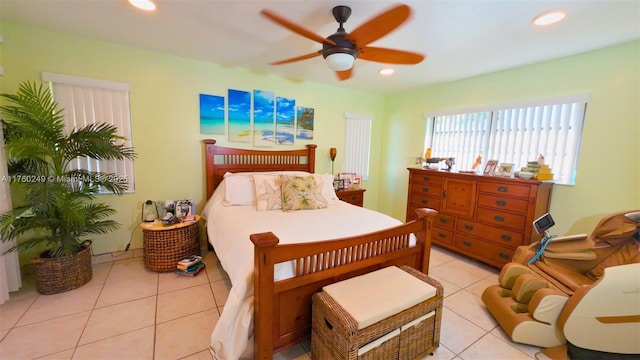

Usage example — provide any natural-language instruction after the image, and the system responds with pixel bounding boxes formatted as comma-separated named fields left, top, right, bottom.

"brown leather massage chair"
left=482, top=210, right=640, bottom=358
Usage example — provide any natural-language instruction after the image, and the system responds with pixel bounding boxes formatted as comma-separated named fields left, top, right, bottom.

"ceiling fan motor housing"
left=322, top=30, right=359, bottom=59
left=322, top=6, right=358, bottom=59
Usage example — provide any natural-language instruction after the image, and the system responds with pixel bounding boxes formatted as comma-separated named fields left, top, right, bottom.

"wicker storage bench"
left=142, top=217, right=200, bottom=272
left=311, top=265, right=443, bottom=360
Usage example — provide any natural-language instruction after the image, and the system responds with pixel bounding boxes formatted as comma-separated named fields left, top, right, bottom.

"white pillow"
left=223, top=172, right=255, bottom=206
left=314, top=173, right=339, bottom=202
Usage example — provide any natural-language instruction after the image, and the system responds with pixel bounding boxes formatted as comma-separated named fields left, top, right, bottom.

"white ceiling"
left=1, top=0, right=639, bottom=94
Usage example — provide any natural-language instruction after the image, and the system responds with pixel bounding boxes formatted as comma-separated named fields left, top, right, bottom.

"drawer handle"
left=494, top=215, right=504, bottom=222
left=499, top=252, right=510, bottom=259
left=464, top=224, right=474, bottom=231
left=496, top=200, right=507, bottom=206
left=498, top=186, right=508, bottom=192
left=438, top=232, right=447, bottom=238
left=350, top=196, right=357, bottom=200
left=439, top=218, right=448, bottom=224
left=423, top=176, right=430, bottom=182
left=421, top=199, right=428, bottom=204
left=422, top=187, right=429, bottom=193
left=501, top=234, right=512, bottom=242
left=462, top=240, right=472, bottom=247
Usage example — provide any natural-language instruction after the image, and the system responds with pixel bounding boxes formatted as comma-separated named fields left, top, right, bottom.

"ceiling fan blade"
left=336, top=68, right=354, bottom=81
left=346, top=4, right=411, bottom=47
left=260, top=9, right=336, bottom=46
left=269, top=51, right=322, bottom=65
left=358, top=47, right=425, bottom=64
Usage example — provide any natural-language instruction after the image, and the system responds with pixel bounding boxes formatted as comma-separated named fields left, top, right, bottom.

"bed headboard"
left=203, top=139, right=317, bottom=199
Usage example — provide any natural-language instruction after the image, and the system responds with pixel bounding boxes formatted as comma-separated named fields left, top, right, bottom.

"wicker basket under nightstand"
left=142, top=215, right=201, bottom=272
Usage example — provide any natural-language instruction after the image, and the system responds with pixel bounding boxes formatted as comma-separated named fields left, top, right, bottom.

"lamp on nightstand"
left=329, top=147, right=337, bottom=175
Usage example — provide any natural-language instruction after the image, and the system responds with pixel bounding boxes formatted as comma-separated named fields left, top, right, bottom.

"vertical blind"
left=343, top=112, right=373, bottom=180
left=425, top=95, right=589, bottom=185
left=42, top=72, right=135, bottom=193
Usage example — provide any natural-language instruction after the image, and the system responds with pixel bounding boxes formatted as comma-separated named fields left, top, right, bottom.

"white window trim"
left=41, top=72, right=135, bottom=194
left=343, top=112, right=373, bottom=181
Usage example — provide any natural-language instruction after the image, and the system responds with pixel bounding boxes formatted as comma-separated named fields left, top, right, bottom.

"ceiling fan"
left=260, top=4, right=425, bottom=81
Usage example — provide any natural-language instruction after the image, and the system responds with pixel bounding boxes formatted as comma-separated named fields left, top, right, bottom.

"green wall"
left=0, top=22, right=385, bottom=257
left=381, top=41, right=640, bottom=236
left=2, top=21, right=638, bottom=260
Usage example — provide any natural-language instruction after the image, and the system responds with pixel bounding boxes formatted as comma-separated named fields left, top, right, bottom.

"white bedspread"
left=204, top=182, right=409, bottom=360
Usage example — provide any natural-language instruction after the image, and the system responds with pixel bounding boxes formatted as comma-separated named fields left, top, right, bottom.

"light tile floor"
left=0, top=246, right=543, bottom=359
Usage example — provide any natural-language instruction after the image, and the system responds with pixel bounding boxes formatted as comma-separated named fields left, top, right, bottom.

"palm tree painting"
left=296, top=106, right=314, bottom=140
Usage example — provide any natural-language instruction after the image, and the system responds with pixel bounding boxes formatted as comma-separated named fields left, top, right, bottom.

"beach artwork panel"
left=275, top=96, right=296, bottom=145
left=296, top=106, right=314, bottom=140
left=199, top=94, right=225, bottom=135
left=228, top=89, right=251, bottom=143
left=253, top=90, right=276, bottom=146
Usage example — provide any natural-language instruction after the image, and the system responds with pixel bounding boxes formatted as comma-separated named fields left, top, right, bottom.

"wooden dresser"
left=406, top=168, right=553, bottom=268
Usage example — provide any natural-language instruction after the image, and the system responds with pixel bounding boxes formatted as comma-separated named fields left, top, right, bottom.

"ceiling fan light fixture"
left=326, top=53, right=355, bottom=71
left=128, top=0, right=156, bottom=11
left=533, top=10, right=566, bottom=26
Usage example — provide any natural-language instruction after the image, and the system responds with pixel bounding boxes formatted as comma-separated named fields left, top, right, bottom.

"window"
left=343, top=112, right=373, bottom=180
left=424, top=95, right=589, bottom=185
left=42, top=72, right=135, bottom=193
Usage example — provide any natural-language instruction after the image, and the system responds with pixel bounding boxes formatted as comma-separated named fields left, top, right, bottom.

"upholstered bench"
left=311, top=265, right=443, bottom=360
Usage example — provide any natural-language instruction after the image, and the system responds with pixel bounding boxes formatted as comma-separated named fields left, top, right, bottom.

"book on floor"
left=176, top=255, right=202, bottom=270
left=175, top=261, right=205, bottom=276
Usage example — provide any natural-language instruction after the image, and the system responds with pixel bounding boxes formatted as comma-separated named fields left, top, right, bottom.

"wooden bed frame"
left=203, top=139, right=436, bottom=359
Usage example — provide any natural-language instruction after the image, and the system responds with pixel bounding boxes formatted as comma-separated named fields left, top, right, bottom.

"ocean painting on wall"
left=275, top=96, right=296, bottom=145
left=253, top=90, right=275, bottom=146
left=228, top=89, right=251, bottom=143
left=199, top=94, right=225, bottom=135
left=296, top=106, right=314, bottom=140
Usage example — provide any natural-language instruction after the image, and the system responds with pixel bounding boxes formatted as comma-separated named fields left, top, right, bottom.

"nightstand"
left=336, top=188, right=366, bottom=207
left=141, top=215, right=201, bottom=272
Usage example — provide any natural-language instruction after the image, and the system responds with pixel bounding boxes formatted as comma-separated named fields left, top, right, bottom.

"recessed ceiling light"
left=533, top=10, right=566, bottom=26
left=128, top=0, right=156, bottom=11
left=379, top=68, right=395, bottom=76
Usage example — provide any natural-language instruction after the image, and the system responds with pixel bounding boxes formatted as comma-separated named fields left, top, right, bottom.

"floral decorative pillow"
left=280, top=175, right=323, bottom=211
left=253, top=174, right=283, bottom=211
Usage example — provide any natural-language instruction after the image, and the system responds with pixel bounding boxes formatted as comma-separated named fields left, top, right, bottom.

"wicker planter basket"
left=33, top=245, right=93, bottom=295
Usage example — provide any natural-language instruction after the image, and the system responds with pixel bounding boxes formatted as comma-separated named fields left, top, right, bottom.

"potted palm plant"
left=0, top=81, right=136, bottom=294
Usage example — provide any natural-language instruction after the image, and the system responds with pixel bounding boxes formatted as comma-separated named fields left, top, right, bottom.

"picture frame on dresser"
left=496, top=163, right=515, bottom=177
left=333, top=178, right=345, bottom=191
left=484, top=160, right=498, bottom=175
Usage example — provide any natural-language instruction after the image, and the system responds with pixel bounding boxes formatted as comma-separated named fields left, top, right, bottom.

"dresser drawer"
left=434, top=213, right=455, bottom=230
left=479, top=181, right=530, bottom=199
left=411, top=173, right=443, bottom=186
left=456, top=219, right=524, bottom=248
left=432, top=226, right=454, bottom=246
left=476, top=208, right=526, bottom=230
left=411, top=183, right=442, bottom=198
left=454, top=234, right=515, bottom=267
left=477, top=193, right=529, bottom=214
left=409, top=193, right=442, bottom=210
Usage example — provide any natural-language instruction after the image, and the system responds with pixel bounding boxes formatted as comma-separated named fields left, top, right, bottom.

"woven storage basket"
left=143, top=222, right=200, bottom=272
left=311, top=266, right=443, bottom=360
left=33, top=245, right=93, bottom=295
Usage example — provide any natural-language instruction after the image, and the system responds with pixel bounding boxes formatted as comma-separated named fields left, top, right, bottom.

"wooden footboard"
left=251, top=208, right=437, bottom=359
